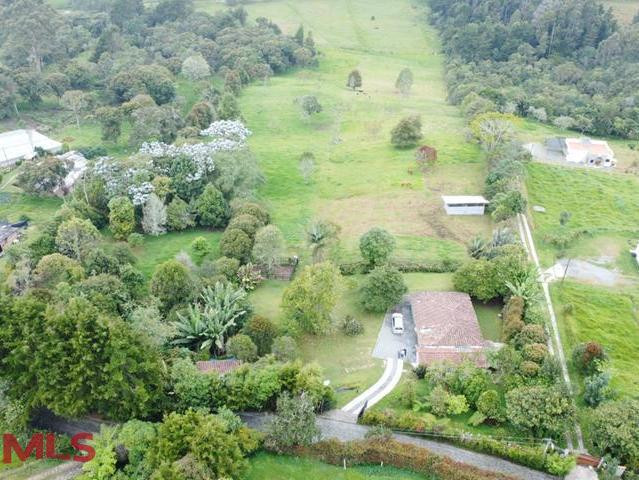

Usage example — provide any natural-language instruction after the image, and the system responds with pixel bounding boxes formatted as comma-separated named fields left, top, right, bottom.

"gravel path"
left=241, top=412, right=557, bottom=480
left=517, top=213, right=585, bottom=451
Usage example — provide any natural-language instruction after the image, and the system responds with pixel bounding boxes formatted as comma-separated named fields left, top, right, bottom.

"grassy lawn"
left=526, top=162, right=639, bottom=268
left=249, top=272, right=492, bottom=407
left=551, top=281, right=639, bottom=397
left=200, top=0, right=493, bottom=255
left=130, top=229, right=222, bottom=278
left=245, top=452, right=431, bottom=480
left=0, top=193, right=61, bottom=225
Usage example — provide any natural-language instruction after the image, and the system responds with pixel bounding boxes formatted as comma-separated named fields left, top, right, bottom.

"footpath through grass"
left=245, top=452, right=432, bottom=480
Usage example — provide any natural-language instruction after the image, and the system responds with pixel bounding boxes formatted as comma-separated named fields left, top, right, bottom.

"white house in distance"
left=442, top=195, right=489, bottom=215
left=0, top=129, right=62, bottom=168
left=545, top=137, right=616, bottom=167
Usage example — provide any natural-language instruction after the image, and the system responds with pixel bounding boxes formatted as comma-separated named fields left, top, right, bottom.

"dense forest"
left=0, top=0, right=316, bottom=138
left=427, top=0, right=639, bottom=139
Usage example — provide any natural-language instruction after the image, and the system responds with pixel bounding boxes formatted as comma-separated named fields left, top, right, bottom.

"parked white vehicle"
left=391, top=313, right=404, bottom=335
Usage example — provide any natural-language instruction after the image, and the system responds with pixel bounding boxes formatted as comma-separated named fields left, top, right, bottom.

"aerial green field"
left=245, top=453, right=432, bottom=480
left=197, top=0, right=492, bottom=259
left=551, top=282, right=639, bottom=397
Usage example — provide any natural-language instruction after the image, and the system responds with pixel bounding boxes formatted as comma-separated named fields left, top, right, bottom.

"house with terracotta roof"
left=196, top=358, right=242, bottom=375
left=408, top=291, right=491, bottom=368
left=545, top=137, right=615, bottom=167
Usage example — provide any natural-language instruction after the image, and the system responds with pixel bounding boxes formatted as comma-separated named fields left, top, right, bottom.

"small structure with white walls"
left=442, top=195, right=489, bottom=216
left=0, top=129, right=62, bottom=167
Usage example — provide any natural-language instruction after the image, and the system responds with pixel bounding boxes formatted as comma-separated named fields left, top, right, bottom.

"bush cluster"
left=360, top=410, right=573, bottom=475
left=285, top=437, right=541, bottom=480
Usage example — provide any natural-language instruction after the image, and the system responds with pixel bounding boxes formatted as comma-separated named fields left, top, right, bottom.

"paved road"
left=242, top=412, right=557, bottom=480
left=341, top=357, right=404, bottom=415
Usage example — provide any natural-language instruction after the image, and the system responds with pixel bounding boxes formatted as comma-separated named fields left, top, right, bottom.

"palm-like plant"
left=173, top=305, right=211, bottom=351
left=505, top=264, right=540, bottom=303
left=467, top=236, right=487, bottom=259
left=172, top=282, right=247, bottom=355
left=306, top=220, right=340, bottom=263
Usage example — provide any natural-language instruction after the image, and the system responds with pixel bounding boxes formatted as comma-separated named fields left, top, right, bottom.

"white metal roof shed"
left=441, top=195, right=489, bottom=216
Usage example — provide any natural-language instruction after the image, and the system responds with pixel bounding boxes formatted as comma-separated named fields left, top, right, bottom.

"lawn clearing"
left=131, top=229, right=222, bottom=278
left=246, top=452, right=430, bottom=480
left=551, top=281, right=639, bottom=396
left=0, top=193, right=62, bottom=228
left=203, top=0, right=492, bottom=254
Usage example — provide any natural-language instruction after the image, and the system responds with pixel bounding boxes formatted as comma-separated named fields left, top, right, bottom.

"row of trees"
left=428, top=0, right=639, bottom=139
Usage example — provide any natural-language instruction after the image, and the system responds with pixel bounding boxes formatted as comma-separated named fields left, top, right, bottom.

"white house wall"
left=444, top=205, right=486, bottom=215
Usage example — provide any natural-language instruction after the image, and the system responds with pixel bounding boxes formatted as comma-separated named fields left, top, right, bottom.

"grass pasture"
left=526, top=162, right=639, bottom=269
left=551, top=281, right=639, bottom=397
left=202, top=0, right=492, bottom=255
left=245, top=453, right=430, bottom=480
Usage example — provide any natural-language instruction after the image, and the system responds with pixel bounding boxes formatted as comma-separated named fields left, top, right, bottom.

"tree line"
left=426, top=0, right=639, bottom=139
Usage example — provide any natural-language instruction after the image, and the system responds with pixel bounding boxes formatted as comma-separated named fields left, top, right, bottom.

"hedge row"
left=284, top=437, right=518, bottom=480
left=361, top=410, right=574, bottom=476
left=339, top=258, right=462, bottom=276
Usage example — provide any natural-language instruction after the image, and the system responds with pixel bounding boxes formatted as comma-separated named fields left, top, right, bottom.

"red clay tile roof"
left=196, top=359, right=242, bottom=375
left=408, top=291, right=488, bottom=367
left=565, top=138, right=613, bottom=157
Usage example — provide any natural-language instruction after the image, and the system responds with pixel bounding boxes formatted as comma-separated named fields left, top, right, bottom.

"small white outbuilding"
left=442, top=195, right=489, bottom=216
left=0, top=129, right=62, bottom=167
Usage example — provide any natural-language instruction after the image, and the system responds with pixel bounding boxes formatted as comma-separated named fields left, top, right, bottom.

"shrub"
left=572, top=342, right=607, bottom=375
left=520, top=361, right=540, bottom=377
left=127, top=232, right=144, bottom=247
left=390, top=115, right=423, bottom=148
left=232, top=202, right=269, bottom=225
left=514, top=324, right=546, bottom=347
left=220, top=229, right=253, bottom=263
left=191, top=236, right=212, bottom=260
left=226, top=334, right=258, bottom=362
left=583, top=372, right=612, bottom=407
left=501, top=295, right=524, bottom=340
left=340, top=315, right=363, bottom=336
left=237, top=263, right=263, bottom=291
left=413, top=365, right=427, bottom=380
left=243, top=316, right=277, bottom=356
left=590, top=399, right=639, bottom=470
left=213, top=256, right=241, bottom=281
left=476, top=390, right=502, bottom=422
left=228, top=214, right=262, bottom=238
left=359, top=264, right=407, bottom=312
left=272, top=336, right=299, bottom=362
left=359, top=228, right=395, bottom=267
left=522, top=343, right=548, bottom=364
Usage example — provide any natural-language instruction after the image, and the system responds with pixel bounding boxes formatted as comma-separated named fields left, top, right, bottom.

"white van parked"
left=391, top=313, right=404, bottom=335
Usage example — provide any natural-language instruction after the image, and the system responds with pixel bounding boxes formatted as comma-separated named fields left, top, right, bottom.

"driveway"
left=372, top=301, right=417, bottom=364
